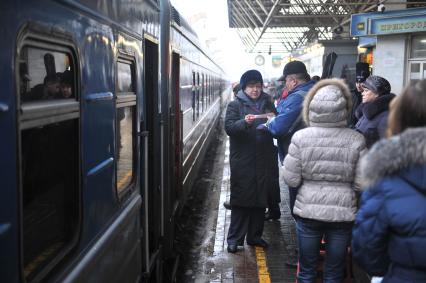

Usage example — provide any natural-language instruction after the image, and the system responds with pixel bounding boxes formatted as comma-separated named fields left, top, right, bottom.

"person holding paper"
left=224, top=69, right=278, bottom=253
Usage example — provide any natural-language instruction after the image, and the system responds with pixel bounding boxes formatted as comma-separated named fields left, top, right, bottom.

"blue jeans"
left=296, top=218, right=352, bottom=283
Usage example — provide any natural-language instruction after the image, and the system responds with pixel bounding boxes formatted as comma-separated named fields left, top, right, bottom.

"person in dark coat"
left=225, top=69, right=277, bottom=253
left=349, top=62, right=370, bottom=128
left=352, top=79, right=426, bottom=283
left=355, top=75, right=395, bottom=148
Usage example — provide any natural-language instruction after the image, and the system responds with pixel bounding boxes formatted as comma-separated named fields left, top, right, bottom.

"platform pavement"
left=207, top=139, right=297, bottom=283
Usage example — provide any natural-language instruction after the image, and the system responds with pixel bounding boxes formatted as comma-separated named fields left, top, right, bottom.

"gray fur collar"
left=360, top=127, right=426, bottom=188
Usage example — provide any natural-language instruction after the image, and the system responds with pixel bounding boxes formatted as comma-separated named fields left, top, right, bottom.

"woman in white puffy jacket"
left=282, top=79, right=366, bottom=283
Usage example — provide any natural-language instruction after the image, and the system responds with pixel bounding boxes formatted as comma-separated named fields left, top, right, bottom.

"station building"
left=351, top=6, right=426, bottom=94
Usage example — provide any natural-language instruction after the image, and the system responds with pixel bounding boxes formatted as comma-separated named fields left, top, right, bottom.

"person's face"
left=244, top=82, right=262, bottom=100
left=285, top=76, right=297, bottom=92
left=356, top=82, right=363, bottom=92
left=60, top=83, right=72, bottom=98
left=46, top=81, right=60, bottom=96
left=361, top=87, right=378, bottom=103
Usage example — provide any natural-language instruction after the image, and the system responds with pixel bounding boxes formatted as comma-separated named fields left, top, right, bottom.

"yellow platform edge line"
left=255, top=246, right=271, bottom=283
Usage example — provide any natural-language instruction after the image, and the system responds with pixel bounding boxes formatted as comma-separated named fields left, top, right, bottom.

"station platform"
left=206, top=139, right=298, bottom=283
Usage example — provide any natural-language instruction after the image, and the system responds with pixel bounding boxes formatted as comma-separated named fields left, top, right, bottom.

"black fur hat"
left=240, top=70, right=263, bottom=90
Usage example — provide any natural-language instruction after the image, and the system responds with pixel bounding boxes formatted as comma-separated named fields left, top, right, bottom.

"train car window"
left=18, top=40, right=80, bottom=282
left=117, top=62, right=133, bottom=93
left=116, top=58, right=136, bottom=198
left=21, top=120, right=79, bottom=281
left=208, top=76, right=211, bottom=105
left=196, top=72, right=200, bottom=118
left=201, top=74, right=204, bottom=112
left=192, top=72, right=196, bottom=121
left=19, top=46, right=75, bottom=102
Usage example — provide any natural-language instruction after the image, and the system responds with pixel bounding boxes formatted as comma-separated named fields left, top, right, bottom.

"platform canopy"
left=227, top=0, right=383, bottom=53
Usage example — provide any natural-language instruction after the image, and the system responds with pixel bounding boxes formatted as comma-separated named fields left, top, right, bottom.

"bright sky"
left=170, top=0, right=283, bottom=82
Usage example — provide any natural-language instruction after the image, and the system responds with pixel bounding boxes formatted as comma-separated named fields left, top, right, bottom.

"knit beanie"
left=362, top=75, right=391, bottom=96
left=240, top=69, right=263, bottom=90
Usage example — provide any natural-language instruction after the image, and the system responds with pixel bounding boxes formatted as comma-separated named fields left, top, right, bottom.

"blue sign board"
left=351, top=7, right=426, bottom=37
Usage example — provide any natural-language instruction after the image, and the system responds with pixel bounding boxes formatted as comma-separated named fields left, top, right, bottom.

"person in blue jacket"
left=266, top=61, right=316, bottom=161
left=352, top=79, right=426, bottom=283
left=263, top=61, right=316, bottom=222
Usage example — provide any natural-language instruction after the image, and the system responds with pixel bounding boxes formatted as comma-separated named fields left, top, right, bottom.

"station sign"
left=351, top=7, right=426, bottom=37
left=272, top=55, right=282, bottom=68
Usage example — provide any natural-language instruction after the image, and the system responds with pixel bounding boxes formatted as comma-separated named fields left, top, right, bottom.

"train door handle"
left=0, top=103, right=9, bottom=113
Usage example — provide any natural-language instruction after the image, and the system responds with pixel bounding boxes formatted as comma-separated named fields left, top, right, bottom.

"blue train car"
left=0, top=1, right=228, bottom=282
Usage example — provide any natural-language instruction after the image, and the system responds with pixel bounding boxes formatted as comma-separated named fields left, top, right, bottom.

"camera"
left=378, top=3, right=386, bottom=13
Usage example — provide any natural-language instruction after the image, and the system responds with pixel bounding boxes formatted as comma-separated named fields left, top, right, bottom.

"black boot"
left=264, top=209, right=281, bottom=221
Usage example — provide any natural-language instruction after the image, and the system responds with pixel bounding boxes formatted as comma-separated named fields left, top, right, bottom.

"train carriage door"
left=142, top=38, right=161, bottom=276
left=163, top=51, right=181, bottom=257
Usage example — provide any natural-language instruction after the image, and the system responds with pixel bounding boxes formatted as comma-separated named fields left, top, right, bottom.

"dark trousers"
left=268, top=145, right=281, bottom=213
left=268, top=201, right=280, bottom=213
left=227, top=206, right=265, bottom=245
left=288, top=186, right=298, bottom=217
left=296, top=219, right=352, bottom=283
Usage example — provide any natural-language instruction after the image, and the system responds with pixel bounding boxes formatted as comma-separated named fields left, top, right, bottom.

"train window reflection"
left=116, top=57, right=136, bottom=198
left=21, top=119, right=79, bottom=281
left=117, top=62, right=134, bottom=93
left=19, top=47, right=75, bottom=102
left=116, top=106, right=134, bottom=195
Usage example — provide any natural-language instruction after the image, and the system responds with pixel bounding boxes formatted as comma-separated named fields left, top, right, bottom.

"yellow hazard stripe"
left=255, top=246, right=271, bottom=283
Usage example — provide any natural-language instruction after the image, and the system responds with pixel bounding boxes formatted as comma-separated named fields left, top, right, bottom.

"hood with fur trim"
left=360, top=127, right=426, bottom=189
left=302, top=79, right=352, bottom=127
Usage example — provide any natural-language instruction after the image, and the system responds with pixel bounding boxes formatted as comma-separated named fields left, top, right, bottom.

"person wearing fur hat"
left=355, top=75, right=395, bottom=148
left=282, top=79, right=366, bottom=282
left=352, top=79, right=426, bottom=282
left=224, top=69, right=278, bottom=253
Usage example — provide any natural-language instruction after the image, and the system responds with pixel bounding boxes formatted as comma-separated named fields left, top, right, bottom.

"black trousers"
left=227, top=206, right=265, bottom=245
left=288, top=186, right=298, bottom=218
